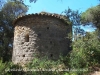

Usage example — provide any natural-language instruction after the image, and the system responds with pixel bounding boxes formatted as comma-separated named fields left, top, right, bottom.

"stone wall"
left=12, top=13, right=72, bottom=65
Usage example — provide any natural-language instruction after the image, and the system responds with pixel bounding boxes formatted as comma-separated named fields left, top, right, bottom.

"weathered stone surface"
left=12, top=12, right=72, bottom=65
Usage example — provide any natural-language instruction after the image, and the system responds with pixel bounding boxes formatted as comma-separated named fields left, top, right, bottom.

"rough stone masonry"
left=12, top=12, right=72, bottom=65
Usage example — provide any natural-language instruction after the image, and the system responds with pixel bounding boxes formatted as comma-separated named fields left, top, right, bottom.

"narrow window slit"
left=47, top=27, right=49, bottom=29
left=50, top=41, right=52, bottom=44
left=25, top=33, right=29, bottom=42
left=50, top=54, right=53, bottom=57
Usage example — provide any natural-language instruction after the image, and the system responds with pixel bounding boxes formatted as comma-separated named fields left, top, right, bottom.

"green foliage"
left=7, top=64, right=25, bottom=75
left=0, top=59, right=27, bottom=75
left=0, top=1, right=28, bottom=62
left=63, top=8, right=81, bottom=26
left=2, top=1, right=28, bottom=18
left=0, top=59, right=29, bottom=75
left=28, top=57, right=62, bottom=69
left=12, top=0, right=37, bottom=3
left=0, top=11, right=13, bottom=61
left=81, top=5, right=100, bottom=29
left=0, top=59, right=12, bottom=75
left=26, top=56, right=66, bottom=75
left=65, top=30, right=100, bottom=74
left=83, top=31, right=100, bottom=64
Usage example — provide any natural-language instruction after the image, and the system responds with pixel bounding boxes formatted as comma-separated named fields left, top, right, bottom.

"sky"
left=24, top=0, right=99, bottom=32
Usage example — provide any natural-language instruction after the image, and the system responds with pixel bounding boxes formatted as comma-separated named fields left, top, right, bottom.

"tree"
left=0, top=1, right=28, bottom=62
left=68, top=30, right=100, bottom=70
left=81, top=5, right=100, bottom=30
left=0, top=0, right=6, bottom=10
left=24, top=0, right=37, bottom=3
left=2, top=1, right=28, bottom=18
left=11, top=0, right=37, bottom=3
left=62, top=8, right=85, bottom=41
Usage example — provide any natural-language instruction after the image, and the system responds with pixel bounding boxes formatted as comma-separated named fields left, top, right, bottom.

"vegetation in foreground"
left=0, top=30, right=100, bottom=75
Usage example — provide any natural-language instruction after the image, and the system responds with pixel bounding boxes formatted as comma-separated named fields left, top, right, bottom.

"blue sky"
left=24, top=0, right=99, bottom=32
left=24, top=0, right=99, bottom=14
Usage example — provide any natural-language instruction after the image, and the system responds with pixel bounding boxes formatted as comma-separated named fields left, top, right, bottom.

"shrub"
left=0, top=59, right=11, bottom=75
left=26, top=56, right=67, bottom=75
left=65, top=31, right=100, bottom=74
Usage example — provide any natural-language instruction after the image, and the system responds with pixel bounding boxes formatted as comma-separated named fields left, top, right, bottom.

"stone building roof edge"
left=13, top=12, right=71, bottom=25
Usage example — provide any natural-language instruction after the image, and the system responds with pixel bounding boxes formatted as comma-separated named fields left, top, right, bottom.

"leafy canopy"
left=81, top=5, right=100, bottom=29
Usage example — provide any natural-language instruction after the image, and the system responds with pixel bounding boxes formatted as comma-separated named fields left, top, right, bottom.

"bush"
left=26, top=56, right=67, bottom=75
left=65, top=31, right=100, bottom=74
left=0, top=59, right=11, bottom=75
